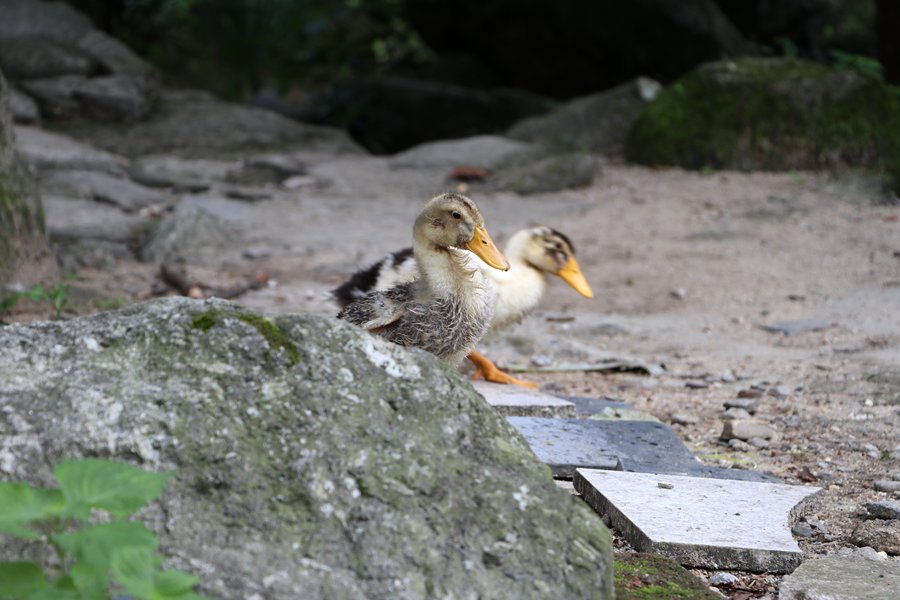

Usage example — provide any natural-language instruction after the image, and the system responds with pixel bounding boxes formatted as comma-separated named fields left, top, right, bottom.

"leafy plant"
left=0, top=284, right=70, bottom=322
left=830, top=48, right=884, bottom=81
left=0, top=459, right=207, bottom=600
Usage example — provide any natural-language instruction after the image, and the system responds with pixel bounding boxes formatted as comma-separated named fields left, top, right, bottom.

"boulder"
left=7, top=86, right=40, bottom=124
left=21, top=73, right=156, bottom=121
left=0, top=297, right=614, bottom=599
left=41, top=169, right=169, bottom=212
left=487, top=153, right=601, bottom=194
left=388, top=135, right=539, bottom=170
left=139, top=204, right=237, bottom=265
left=308, top=76, right=551, bottom=154
left=626, top=57, right=900, bottom=171
left=508, top=78, right=661, bottom=157
left=404, top=0, right=753, bottom=98
left=0, top=70, right=56, bottom=287
left=43, top=195, right=152, bottom=244
left=13, top=125, right=124, bottom=174
left=0, top=0, right=154, bottom=78
left=0, top=35, right=98, bottom=80
left=65, top=90, right=364, bottom=157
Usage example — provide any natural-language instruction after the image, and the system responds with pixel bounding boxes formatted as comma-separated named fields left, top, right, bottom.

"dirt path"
left=15, top=159, right=900, bottom=596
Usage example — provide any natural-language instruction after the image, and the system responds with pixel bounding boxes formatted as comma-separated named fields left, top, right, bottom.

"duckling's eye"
left=451, top=211, right=462, bottom=220
left=553, top=242, right=562, bottom=249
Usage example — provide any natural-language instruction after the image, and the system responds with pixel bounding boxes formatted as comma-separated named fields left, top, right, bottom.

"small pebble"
left=728, top=439, right=752, bottom=452
left=670, top=288, right=686, bottom=299
left=866, top=500, right=900, bottom=520
left=685, top=380, right=709, bottom=389
left=242, top=245, right=273, bottom=260
left=670, top=412, right=699, bottom=425
left=791, top=522, right=814, bottom=537
left=657, top=482, right=674, bottom=489
left=834, top=546, right=888, bottom=561
left=530, top=354, right=552, bottom=367
left=722, top=407, right=752, bottom=420
left=862, top=443, right=881, bottom=459
left=720, top=420, right=774, bottom=441
left=708, top=572, right=738, bottom=586
left=737, top=388, right=763, bottom=399
left=724, top=398, right=757, bottom=413
left=874, top=480, right=900, bottom=493
left=768, top=384, right=793, bottom=398
left=748, top=437, right=770, bottom=449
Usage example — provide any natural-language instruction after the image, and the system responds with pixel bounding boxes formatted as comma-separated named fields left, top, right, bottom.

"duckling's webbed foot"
left=467, top=350, right=539, bottom=390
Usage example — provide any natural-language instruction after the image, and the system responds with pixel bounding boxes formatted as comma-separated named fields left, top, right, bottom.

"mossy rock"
left=614, top=552, right=720, bottom=600
left=626, top=57, right=900, bottom=171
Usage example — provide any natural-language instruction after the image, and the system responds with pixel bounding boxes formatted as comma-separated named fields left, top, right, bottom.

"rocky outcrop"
left=308, top=77, right=550, bottom=154
left=508, top=78, right=662, bottom=157
left=0, top=0, right=158, bottom=122
left=404, top=0, right=753, bottom=98
left=62, top=90, right=364, bottom=157
left=0, top=70, right=56, bottom=287
left=0, top=297, right=614, bottom=599
left=626, top=57, right=900, bottom=171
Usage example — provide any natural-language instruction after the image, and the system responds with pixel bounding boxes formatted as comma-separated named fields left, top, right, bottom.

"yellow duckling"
left=335, top=225, right=592, bottom=387
left=337, top=193, right=510, bottom=364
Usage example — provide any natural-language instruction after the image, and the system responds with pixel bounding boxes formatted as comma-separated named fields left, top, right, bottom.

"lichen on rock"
left=0, top=297, right=613, bottom=599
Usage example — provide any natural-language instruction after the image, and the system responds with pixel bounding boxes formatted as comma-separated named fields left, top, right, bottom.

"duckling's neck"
left=485, top=255, right=547, bottom=330
left=414, top=238, right=487, bottom=300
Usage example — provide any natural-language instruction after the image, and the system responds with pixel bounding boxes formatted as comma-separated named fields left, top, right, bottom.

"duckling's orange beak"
left=467, top=226, right=510, bottom=271
left=556, top=256, right=593, bottom=298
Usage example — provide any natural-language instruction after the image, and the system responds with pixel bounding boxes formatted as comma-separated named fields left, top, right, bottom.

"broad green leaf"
left=53, top=522, right=158, bottom=570
left=110, top=546, right=155, bottom=598
left=55, top=459, right=174, bottom=519
left=0, top=484, right=65, bottom=539
left=0, top=562, right=49, bottom=599
left=24, top=588, right=82, bottom=600
left=152, top=569, right=199, bottom=596
left=68, top=562, right=108, bottom=600
left=112, top=548, right=208, bottom=600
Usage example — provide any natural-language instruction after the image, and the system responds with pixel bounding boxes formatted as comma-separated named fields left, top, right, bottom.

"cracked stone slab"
left=472, top=381, right=575, bottom=417
left=574, top=469, right=820, bottom=573
left=779, top=556, right=900, bottom=599
left=507, top=417, right=775, bottom=481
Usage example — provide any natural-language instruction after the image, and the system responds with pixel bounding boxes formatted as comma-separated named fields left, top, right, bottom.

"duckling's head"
left=509, top=226, right=593, bottom=298
left=414, top=193, right=510, bottom=271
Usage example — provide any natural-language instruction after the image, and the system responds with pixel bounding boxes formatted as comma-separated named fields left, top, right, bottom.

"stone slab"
left=506, top=417, right=775, bottom=482
left=574, top=469, right=821, bottom=573
left=472, top=381, right=575, bottom=417
left=564, top=395, right=632, bottom=417
left=778, top=556, right=900, bottom=599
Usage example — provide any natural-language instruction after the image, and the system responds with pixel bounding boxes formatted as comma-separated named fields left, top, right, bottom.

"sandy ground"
left=11, top=160, right=900, bottom=597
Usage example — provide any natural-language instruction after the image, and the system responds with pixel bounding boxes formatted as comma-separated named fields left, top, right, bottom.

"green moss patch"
left=626, top=57, right=900, bottom=171
left=191, top=309, right=299, bottom=365
left=614, top=553, right=720, bottom=600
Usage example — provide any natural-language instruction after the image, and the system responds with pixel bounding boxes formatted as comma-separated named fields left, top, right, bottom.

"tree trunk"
left=0, top=70, right=57, bottom=287
left=876, top=0, right=900, bottom=85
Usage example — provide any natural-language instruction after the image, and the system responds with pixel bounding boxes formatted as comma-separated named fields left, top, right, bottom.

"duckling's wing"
left=337, top=282, right=413, bottom=334
left=332, top=248, right=416, bottom=308
left=363, top=311, right=404, bottom=333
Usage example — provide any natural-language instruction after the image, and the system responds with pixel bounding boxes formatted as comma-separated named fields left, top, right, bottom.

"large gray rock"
left=0, top=35, right=98, bottom=80
left=508, top=78, right=661, bottom=157
left=779, top=556, right=900, bottom=599
left=43, top=195, right=152, bottom=244
left=67, top=90, right=364, bottom=157
left=487, top=152, right=601, bottom=194
left=13, top=125, right=124, bottom=173
left=21, top=73, right=156, bottom=121
left=388, top=135, right=538, bottom=170
left=0, top=0, right=154, bottom=78
left=7, top=86, right=40, bottom=124
left=42, top=169, right=169, bottom=212
left=0, top=298, right=614, bottom=599
left=140, top=205, right=235, bottom=264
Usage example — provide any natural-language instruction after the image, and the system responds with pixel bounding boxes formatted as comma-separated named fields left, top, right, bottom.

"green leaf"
left=0, top=562, right=49, bottom=599
left=0, top=484, right=65, bottom=539
left=112, top=547, right=207, bottom=600
left=53, top=521, right=158, bottom=570
left=54, top=459, right=174, bottom=519
left=68, top=562, right=108, bottom=600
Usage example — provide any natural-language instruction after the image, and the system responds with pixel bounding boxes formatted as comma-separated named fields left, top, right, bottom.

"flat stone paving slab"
left=507, top=417, right=775, bottom=481
left=778, top=556, right=900, bottom=599
left=472, top=381, right=576, bottom=417
left=574, top=469, right=821, bottom=573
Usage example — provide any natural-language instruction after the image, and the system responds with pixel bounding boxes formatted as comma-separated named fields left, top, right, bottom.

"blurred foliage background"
left=66, top=0, right=888, bottom=101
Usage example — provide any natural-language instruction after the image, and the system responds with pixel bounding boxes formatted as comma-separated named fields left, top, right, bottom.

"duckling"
left=337, top=193, right=510, bottom=364
left=334, top=225, right=593, bottom=388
